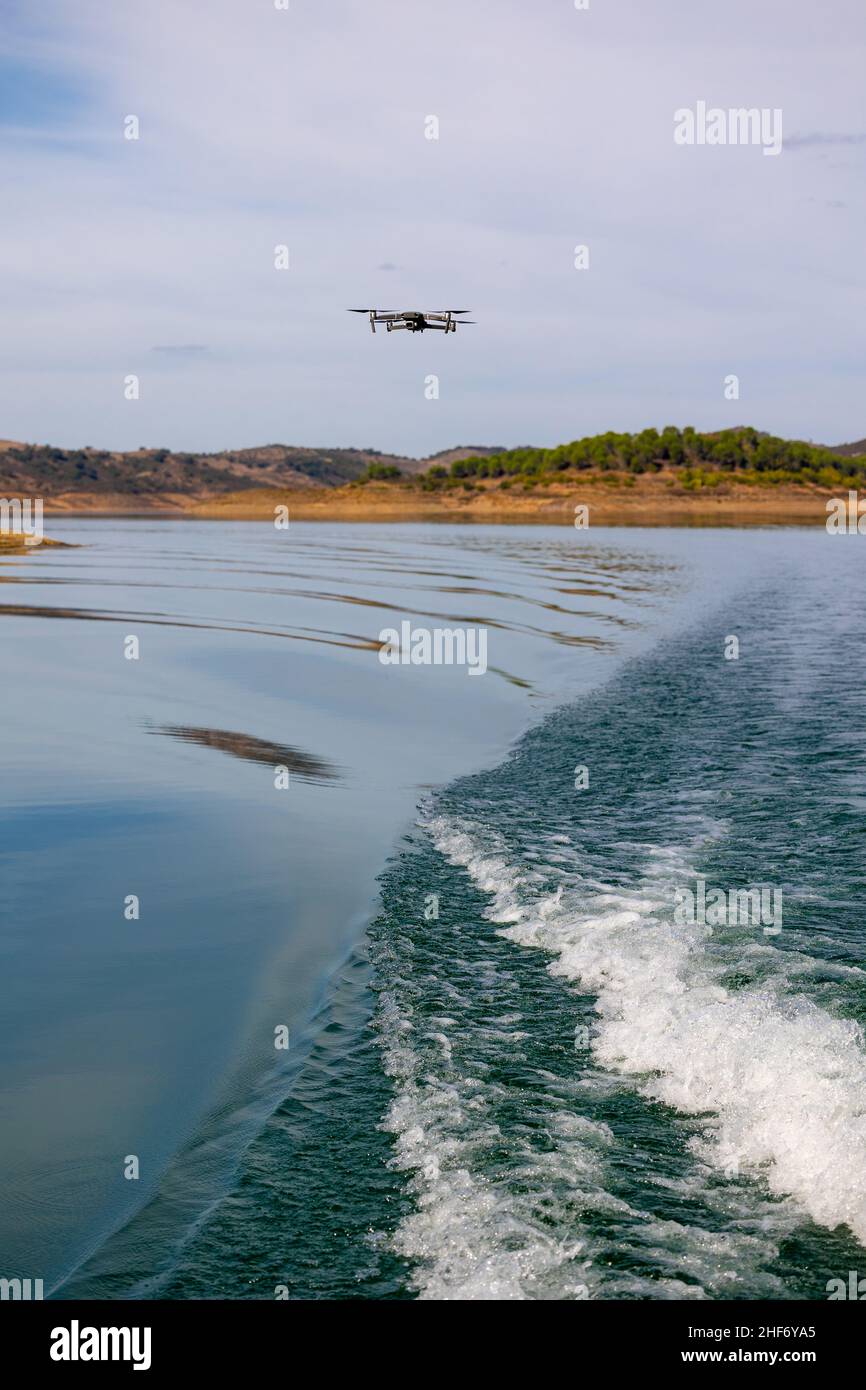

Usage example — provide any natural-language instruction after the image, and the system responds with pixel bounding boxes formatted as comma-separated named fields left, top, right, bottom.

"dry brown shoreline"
left=38, top=477, right=840, bottom=527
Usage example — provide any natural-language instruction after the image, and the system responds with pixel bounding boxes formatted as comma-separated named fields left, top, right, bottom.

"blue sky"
left=0, top=0, right=864, bottom=456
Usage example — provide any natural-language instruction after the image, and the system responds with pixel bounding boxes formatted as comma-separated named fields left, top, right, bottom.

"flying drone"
left=349, top=309, right=475, bottom=334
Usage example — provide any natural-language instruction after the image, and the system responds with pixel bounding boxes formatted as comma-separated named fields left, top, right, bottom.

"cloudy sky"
left=1, top=0, right=863, bottom=456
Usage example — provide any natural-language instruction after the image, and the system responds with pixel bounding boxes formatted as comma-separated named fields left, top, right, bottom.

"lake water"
left=1, top=519, right=864, bottom=1299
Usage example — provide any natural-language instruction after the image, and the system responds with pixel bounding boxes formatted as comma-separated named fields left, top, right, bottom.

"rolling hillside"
left=0, top=440, right=505, bottom=504
left=1, top=431, right=860, bottom=510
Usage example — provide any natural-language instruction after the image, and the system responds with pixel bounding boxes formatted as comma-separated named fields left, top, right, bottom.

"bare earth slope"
left=190, top=476, right=842, bottom=527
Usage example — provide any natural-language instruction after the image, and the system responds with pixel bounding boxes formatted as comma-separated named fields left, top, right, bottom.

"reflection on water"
left=0, top=600, right=381, bottom=654
left=0, top=522, right=677, bottom=690
left=147, top=724, right=342, bottom=784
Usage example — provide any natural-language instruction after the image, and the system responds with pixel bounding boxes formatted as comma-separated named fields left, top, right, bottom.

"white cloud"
left=1, top=0, right=864, bottom=452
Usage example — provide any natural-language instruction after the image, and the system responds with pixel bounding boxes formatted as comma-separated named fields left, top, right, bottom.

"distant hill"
left=408, top=445, right=507, bottom=474
left=0, top=441, right=407, bottom=500
left=431, top=427, right=866, bottom=485
left=0, top=440, right=509, bottom=502
left=828, top=438, right=866, bottom=458
left=2, top=429, right=862, bottom=506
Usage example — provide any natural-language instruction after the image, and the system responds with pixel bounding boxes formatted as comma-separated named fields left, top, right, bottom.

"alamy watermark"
left=674, top=101, right=783, bottom=157
left=674, top=876, right=782, bottom=935
left=50, top=1322, right=152, bottom=1371
left=0, top=497, right=43, bottom=546
left=826, top=491, right=866, bottom=534
left=0, top=1276, right=43, bottom=1300
left=827, top=1271, right=866, bottom=1299
left=378, top=621, right=487, bottom=676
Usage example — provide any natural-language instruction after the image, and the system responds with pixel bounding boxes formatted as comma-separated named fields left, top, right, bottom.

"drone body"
left=349, top=309, right=474, bottom=334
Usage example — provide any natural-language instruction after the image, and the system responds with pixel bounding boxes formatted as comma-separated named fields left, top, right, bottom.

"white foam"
left=426, top=815, right=866, bottom=1249
left=377, top=979, right=611, bottom=1300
